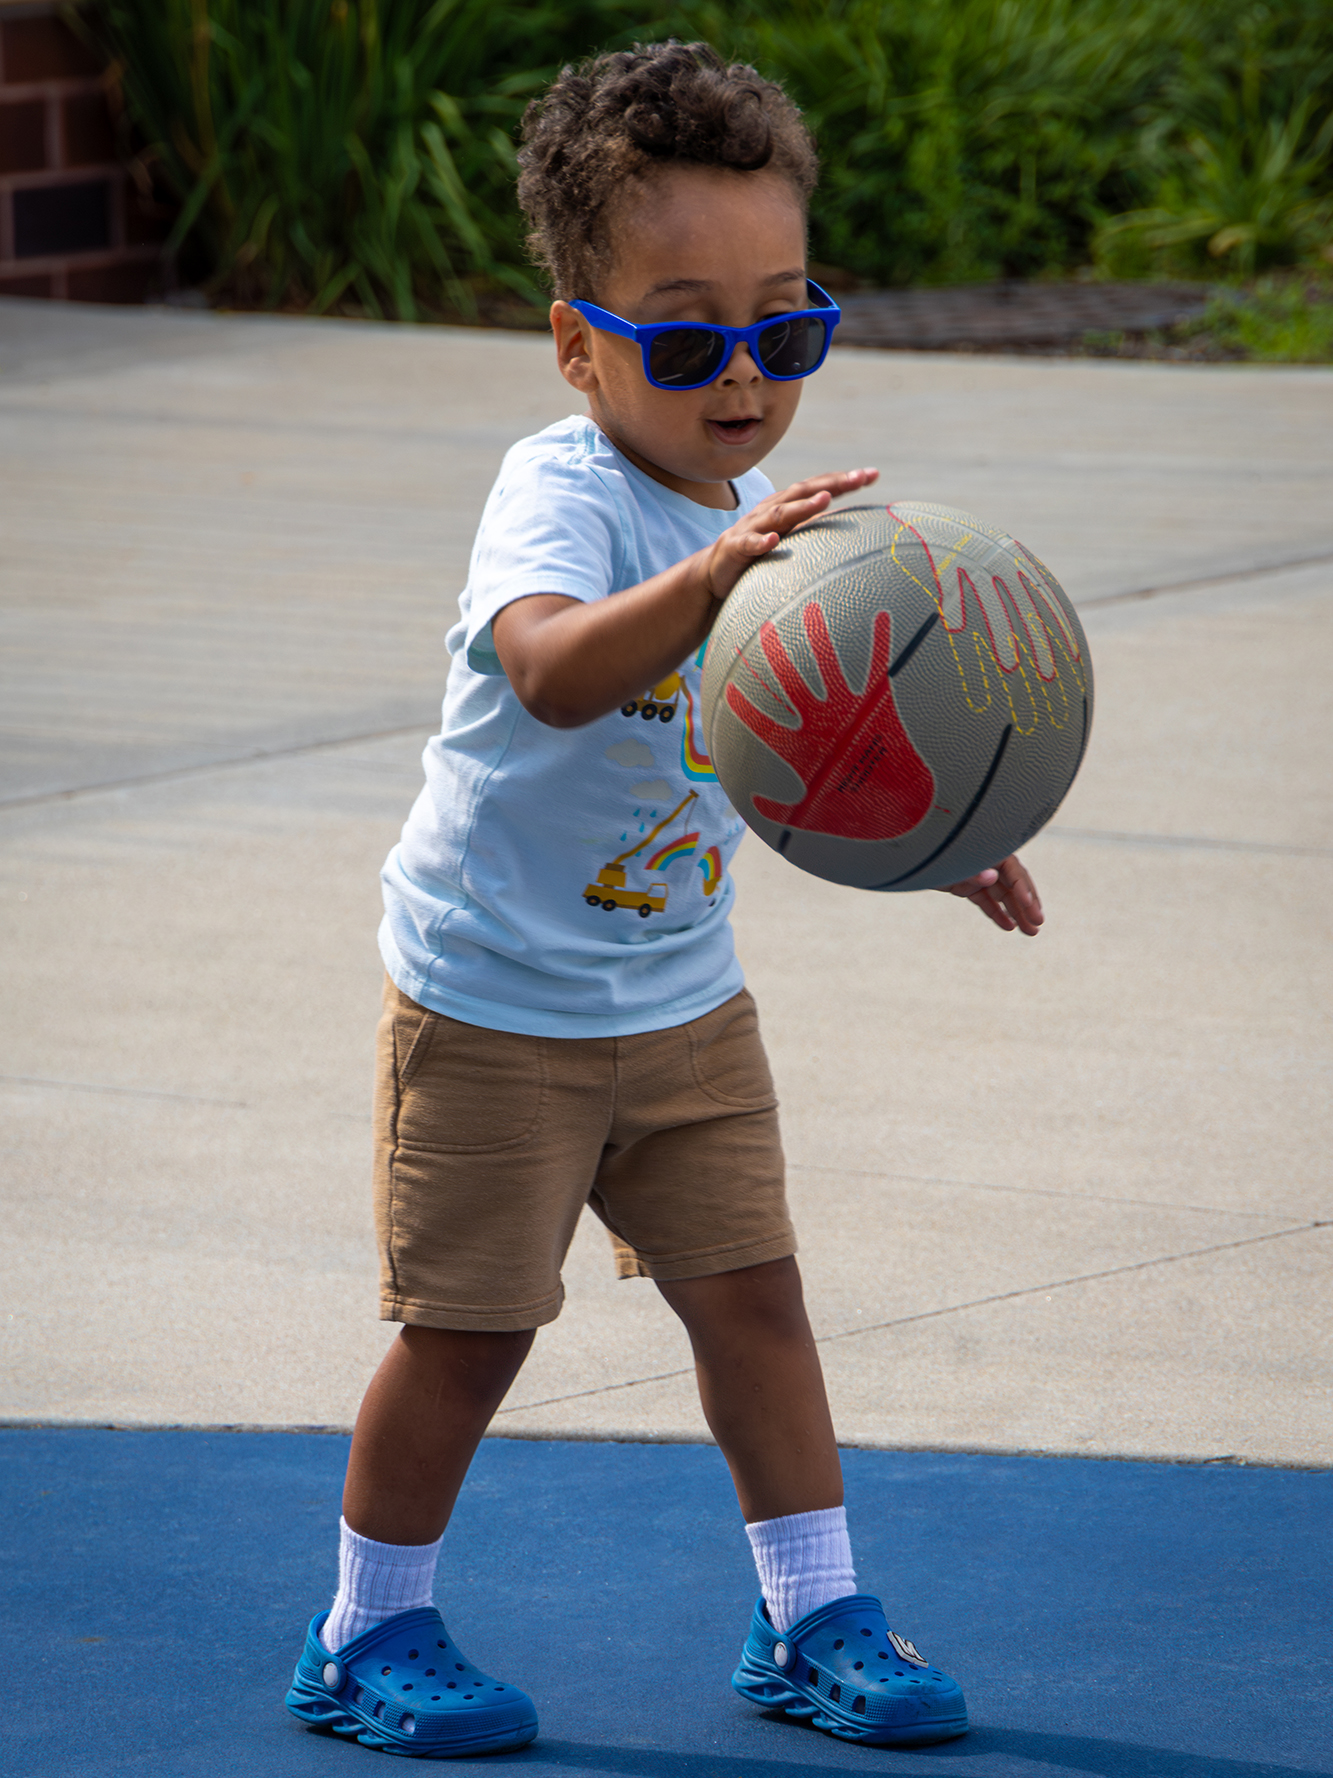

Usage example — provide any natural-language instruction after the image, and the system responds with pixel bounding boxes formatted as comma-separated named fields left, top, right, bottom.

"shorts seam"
left=396, top=1001, right=438, bottom=1089
left=381, top=1285, right=564, bottom=1332
left=629, top=1229, right=797, bottom=1281
left=686, top=992, right=779, bottom=1110
left=383, top=1010, right=404, bottom=1306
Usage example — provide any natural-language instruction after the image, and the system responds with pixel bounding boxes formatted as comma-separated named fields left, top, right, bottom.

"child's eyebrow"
left=640, top=269, right=808, bottom=299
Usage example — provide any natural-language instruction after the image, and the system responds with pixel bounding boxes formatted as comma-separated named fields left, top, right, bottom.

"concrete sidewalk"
left=1, top=297, right=1330, bottom=1465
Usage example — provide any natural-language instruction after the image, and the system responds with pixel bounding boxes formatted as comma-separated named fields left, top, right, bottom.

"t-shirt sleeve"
left=460, top=450, right=622, bottom=676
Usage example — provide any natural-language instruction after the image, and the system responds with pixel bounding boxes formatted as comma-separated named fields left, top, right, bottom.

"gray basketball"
left=700, top=501, right=1094, bottom=891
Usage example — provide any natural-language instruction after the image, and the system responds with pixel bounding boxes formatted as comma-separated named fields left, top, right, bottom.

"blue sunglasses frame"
left=570, top=279, right=841, bottom=391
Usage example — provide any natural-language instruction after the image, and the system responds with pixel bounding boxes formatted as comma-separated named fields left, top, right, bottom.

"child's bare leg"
left=342, top=1325, right=534, bottom=1545
left=656, top=1255, right=842, bottom=1522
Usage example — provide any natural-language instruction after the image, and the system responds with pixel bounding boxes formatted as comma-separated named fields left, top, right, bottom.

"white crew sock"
left=322, top=1517, right=443, bottom=1652
left=746, top=1505, right=857, bottom=1634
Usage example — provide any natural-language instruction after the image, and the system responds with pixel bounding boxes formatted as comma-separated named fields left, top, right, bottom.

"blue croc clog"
left=286, top=1606, right=538, bottom=1757
left=732, top=1593, right=968, bottom=1746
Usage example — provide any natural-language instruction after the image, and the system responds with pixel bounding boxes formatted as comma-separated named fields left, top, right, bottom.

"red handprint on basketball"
left=724, top=603, right=935, bottom=840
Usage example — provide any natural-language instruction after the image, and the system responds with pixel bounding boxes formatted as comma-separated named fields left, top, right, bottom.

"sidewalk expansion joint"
left=0, top=721, right=433, bottom=812
left=0, top=1073, right=246, bottom=1107
left=814, top=1221, right=1330, bottom=1349
left=495, top=1221, right=1328, bottom=1419
left=788, top=1163, right=1310, bottom=1222
left=1080, top=547, right=1333, bottom=608
left=1044, top=826, right=1332, bottom=859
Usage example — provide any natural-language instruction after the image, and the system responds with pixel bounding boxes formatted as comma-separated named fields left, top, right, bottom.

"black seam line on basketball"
left=1080, top=548, right=1333, bottom=609
left=0, top=1072, right=247, bottom=1107
left=887, top=611, right=939, bottom=677
left=1044, top=827, right=1333, bottom=860
left=0, top=721, right=433, bottom=811
left=869, top=724, right=1011, bottom=889
left=495, top=1222, right=1333, bottom=1415
left=785, top=1164, right=1311, bottom=1223
left=777, top=829, right=793, bottom=855
left=723, top=518, right=933, bottom=709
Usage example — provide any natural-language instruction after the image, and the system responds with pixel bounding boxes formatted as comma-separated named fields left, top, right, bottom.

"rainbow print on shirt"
left=645, top=830, right=700, bottom=872
left=680, top=684, right=717, bottom=782
left=697, top=845, right=723, bottom=898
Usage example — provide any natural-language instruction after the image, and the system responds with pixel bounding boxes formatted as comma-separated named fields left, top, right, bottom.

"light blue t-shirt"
left=379, top=414, right=773, bottom=1037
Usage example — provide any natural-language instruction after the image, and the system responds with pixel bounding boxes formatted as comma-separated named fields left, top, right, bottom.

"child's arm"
left=939, top=854, right=1044, bottom=936
left=491, top=468, right=878, bottom=729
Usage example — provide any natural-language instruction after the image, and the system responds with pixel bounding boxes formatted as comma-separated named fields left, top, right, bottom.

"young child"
left=286, top=40, right=1042, bottom=1756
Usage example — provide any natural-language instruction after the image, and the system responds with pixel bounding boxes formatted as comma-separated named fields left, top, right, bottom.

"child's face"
left=552, top=166, right=810, bottom=508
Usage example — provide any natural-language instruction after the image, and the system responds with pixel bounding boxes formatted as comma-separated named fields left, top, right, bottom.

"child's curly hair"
left=518, top=40, right=818, bottom=301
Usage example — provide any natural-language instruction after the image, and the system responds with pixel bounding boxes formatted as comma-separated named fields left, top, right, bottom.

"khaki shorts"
left=373, top=978, right=794, bottom=1331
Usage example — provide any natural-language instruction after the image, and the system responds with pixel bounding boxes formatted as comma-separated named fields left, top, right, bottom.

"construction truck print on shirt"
left=587, top=663, right=740, bottom=920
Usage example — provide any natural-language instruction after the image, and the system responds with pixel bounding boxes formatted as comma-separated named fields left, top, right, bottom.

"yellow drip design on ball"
left=888, top=517, right=1086, bottom=735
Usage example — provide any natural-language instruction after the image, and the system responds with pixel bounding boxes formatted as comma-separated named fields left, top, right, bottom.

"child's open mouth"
left=706, top=416, right=762, bottom=445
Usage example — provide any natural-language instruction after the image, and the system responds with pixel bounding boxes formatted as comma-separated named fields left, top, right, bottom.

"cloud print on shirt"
left=605, top=739, right=655, bottom=769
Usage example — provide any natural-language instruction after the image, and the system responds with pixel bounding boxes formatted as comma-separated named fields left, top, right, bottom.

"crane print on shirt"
left=582, top=649, right=733, bottom=918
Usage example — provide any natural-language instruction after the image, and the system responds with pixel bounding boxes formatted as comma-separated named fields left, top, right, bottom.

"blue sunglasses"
left=570, top=280, right=841, bottom=391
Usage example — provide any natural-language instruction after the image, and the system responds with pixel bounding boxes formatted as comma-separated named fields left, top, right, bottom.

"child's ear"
left=551, top=301, right=597, bottom=393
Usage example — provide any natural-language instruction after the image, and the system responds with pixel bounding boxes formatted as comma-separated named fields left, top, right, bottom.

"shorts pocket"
left=393, top=1007, right=547, bottom=1153
left=688, top=991, right=778, bottom=1110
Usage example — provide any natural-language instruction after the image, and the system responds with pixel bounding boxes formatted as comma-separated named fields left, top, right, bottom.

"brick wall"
left=0, top=1, right=171, bottom=302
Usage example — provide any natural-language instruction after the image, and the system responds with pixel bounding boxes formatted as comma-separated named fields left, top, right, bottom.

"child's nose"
left=718, top=341, right=764, bottom=385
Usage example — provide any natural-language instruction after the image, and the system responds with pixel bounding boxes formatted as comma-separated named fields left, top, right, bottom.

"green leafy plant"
left=667, top=0, right=1192, bottom=286
left=1182, top=277, right=1333, bottom=361
left=81, top=0, right=1333, bottom=334
left=1094, top=1, right=1333, bottom=277
left=85, top=0, right=646, bottom=319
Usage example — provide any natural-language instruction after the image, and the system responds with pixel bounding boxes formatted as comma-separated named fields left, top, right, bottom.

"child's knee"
left=659, top=1255, right=808, bottom=1335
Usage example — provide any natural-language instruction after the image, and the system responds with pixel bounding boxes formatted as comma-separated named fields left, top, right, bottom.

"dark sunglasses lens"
left=649, top=328, right=727, bottom=387
left=757, top=316, right=826, bottom=378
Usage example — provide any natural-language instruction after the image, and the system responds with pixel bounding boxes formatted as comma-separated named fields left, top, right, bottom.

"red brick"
left=0, top=271, right=53, bottom=298
left=2, top=16, right=102, bottom=85
left=13, top=178, right=110, bottom=257
left=0, top=99, right=46, bottom=173
left=67, top=258, right=159, bottom=303
left=62, top=89, right=114, bottom=166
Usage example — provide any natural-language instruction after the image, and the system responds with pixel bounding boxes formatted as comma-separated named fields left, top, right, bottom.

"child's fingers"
left=971, top=889, right=1017, bottom=931
left=765, top=496, right=830, bottom=533
left=992, top=855, right=1043, bottom=931
left=771, top=467, right=879, bottom=506
left=938, top=860, right=1041, bottom=936
left=779, top=468, right=879, bottom=497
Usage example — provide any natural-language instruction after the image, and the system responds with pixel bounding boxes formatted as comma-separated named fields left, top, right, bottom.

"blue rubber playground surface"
left=2, top=1430, right=1328, bottom=1778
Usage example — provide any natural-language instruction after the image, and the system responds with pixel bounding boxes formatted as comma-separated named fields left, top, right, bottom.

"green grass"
left=1184, top=278, right=1333, bottom=361
left=84, top=0, right=1333, bottom=354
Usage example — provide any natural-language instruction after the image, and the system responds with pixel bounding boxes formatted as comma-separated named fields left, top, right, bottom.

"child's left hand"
left=938, top=854, right=1043, bottom=935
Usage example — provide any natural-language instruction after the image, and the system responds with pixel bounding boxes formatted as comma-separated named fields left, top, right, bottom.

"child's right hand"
left=492, top=467, right=879, bottom=729
left=704, top=468, right=880, bottom=604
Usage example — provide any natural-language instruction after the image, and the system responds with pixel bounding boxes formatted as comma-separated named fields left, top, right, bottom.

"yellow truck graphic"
left=584, top=791, right=698, bottom=917
left=621, top=672, right=683, bottom=723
